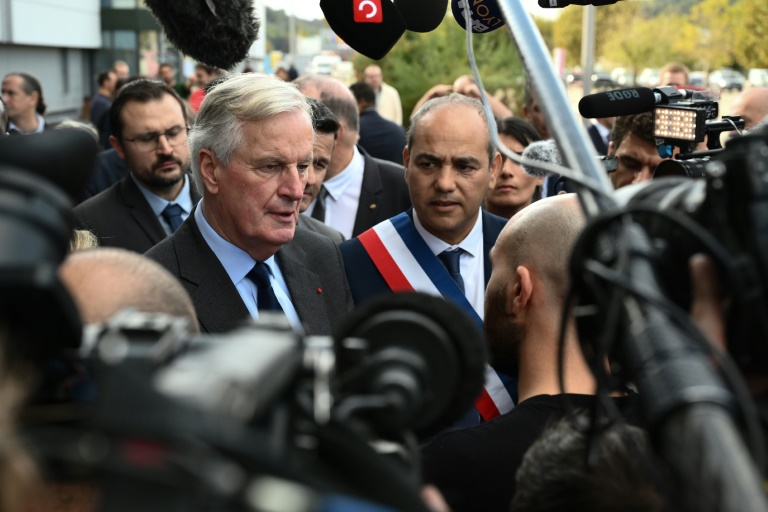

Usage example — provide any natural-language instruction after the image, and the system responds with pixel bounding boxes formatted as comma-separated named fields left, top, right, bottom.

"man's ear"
left=511, top=265, right=533, bottom=312
left=110, top=135, right=126, bottom=160
left=607, top=140, right=615, bottom=156
left=490, top=150, right=502, bottom=178
left=403, top=146, right=410, bottom=180
left=198, top=148, right=221, bottom=195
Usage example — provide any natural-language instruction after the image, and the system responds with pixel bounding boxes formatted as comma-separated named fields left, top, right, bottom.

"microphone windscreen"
left=393, top=0, right=447, bottom=32
left=321, top=0, right=406, bottom=60
left=521, top=139, right=561, bottom=178
left=334, top=292, right=486, bottom=435
left=144, top=0, right=260, bottom=70
left=451, top=0, right=506, bottom=33
left=578, top=87, right=656, bottom=118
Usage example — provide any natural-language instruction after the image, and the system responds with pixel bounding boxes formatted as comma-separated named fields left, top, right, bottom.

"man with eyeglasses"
left=74, top=79, right=201, bottom=253
left=607, top=111, right=669, bottom=189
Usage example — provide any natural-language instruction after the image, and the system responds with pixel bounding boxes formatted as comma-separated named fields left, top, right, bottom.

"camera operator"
left=511, top=414, right=667, bottom=512
left=729, top=87, right=768, bottom=131
left=607, top=111, right=669, bottom=189
left=420, top=194, right=641, bottom=512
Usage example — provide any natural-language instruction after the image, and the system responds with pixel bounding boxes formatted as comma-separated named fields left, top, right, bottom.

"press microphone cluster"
left=321, top=0, right=448, bottom=60
left=144, top=0, right=260, bottom=70
left=520, top=139, right=561, bottom=178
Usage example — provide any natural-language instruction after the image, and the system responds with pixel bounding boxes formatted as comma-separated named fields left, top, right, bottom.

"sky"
left=261, top=0, right=560, bottom=22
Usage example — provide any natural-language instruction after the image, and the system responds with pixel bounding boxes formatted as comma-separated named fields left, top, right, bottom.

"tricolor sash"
left=358, top=212, right=515, bottom=420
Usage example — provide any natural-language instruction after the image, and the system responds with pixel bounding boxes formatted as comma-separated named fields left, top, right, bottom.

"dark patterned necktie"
left=246, top=262, right=283, bottom=312
left=161, top=203, right=184, bottom=232
left=438, top=249, right=465, bottom=294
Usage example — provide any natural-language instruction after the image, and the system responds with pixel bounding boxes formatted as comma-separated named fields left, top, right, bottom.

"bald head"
left=295, top=74, right=359, bottom=134
left=59, top=248, right=198, bottom=332
left=497, top=194, right=585, bottom=299
left=730, top=87, right=768, bottom=130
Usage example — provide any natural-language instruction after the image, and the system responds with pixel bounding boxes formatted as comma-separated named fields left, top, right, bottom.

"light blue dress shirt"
left=194, top=201, right=303, bottom=332
left=132, top=173, right=194, bottom=235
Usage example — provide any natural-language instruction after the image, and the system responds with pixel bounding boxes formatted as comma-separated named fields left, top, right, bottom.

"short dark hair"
left=7, top=73, right=46, bottom=115
left=497, top=117, right=541, bottom=147
left=195, top=63, right=218, bottom=75
left=349, top=82, right=376, bottom=107
left=512, top=415, right=667, bottom=512
left=159, top=62, right=174, bottom=71
left=307, top=97, right=340, bottom=137
left=109, top=79, right=187, bottom=141
left=97, top=70, right=114, bottom=87
left=610, top=111, right=654, bottom=153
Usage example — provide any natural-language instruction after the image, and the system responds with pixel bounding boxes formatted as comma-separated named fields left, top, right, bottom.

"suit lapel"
left=277, top=240, right=330, bottom=335
left=175, top=215, right=251, bottom=334
left=352, top=147, right=384, bottom=237
left=121, top=176, right=168, bottom=245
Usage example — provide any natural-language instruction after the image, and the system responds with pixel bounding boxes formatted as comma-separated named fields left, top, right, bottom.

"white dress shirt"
left=195, top=202, right=303, bottom=332
left=413, top=209, right=485, bottom=320
left=303, top=146, right=364, bottom=240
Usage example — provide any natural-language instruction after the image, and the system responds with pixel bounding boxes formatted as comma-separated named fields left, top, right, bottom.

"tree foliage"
left=550, top=0, right=761, bottom=73
left=353, top=13, right=525, bottom=125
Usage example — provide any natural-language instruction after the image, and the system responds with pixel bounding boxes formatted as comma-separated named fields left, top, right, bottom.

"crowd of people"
left=0, top=57, right=766, bottom=512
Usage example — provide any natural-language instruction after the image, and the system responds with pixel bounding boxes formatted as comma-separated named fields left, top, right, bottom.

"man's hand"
left=689, top=253, right=727, bottom=351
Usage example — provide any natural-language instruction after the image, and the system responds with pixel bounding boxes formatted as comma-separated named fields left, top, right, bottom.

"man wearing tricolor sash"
left=339, top=94, right=513, bottom=428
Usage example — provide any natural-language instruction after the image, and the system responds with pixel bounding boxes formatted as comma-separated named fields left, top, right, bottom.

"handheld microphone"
left=520, top=139, right=561, bottom=178
left=450, top=0, right=506, bottom=33
left=538, top=0, right=621, bottom=7
left=144, top=0, right=260, bottom=70
left=393, top=0, right=448, bottom=33
left=320, top=0, right=407, bottom=60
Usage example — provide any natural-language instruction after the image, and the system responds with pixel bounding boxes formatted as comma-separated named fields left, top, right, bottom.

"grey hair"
left=189, top=73, right=312, bottom=193
left=406, top=93, right=496, bottom=166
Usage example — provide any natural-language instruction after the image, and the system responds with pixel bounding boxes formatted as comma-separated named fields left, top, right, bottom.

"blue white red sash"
left=358, top=212, right=515, bottom=420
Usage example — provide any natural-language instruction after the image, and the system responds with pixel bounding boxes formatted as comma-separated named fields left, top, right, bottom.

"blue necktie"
left=438, top=249, right=465, bottom=294
left=247, top=262, right=283, bottom=312
left=161, top=203, right=184, bottom=233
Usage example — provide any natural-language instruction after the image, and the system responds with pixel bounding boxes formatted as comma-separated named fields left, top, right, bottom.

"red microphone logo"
left=353, top=0, right=383, bottom=23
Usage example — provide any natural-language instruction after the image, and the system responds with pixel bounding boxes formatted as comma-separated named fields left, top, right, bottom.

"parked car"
left=564, top=69, right=617, bottom=89
left=747, top=68, right=768, bottom=88
left=708, top=68, right=746, bottom=91
left=636, top=68, right=660, bottom=87
left=611, top=67, right=634, bottom=87
left=689, top=71, right=706, bottom=88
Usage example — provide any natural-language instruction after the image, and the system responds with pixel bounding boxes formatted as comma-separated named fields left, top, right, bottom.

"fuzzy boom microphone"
left=144, top=0, right=260, bottom=70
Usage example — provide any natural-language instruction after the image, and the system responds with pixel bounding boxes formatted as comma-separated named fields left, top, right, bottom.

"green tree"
left=688, top=0, right=737, bottom=70
left=354, top=14, right=524, bottom=125
left=732, top=0, right=768, bottom=69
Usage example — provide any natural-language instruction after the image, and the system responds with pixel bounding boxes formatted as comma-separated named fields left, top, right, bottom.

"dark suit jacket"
left=352, top=147, right=411, bottom=238
left=340, top=209, right=508, bottom=306
left=358, top=108, right=406, bottom=165
left=80, top=149, right=130, bottom=202
left=145, top=212, right=354, bottom=335
left=587, top=123, right=608, bottom=156
left=73, top=174, right=201, bottom=254
left=298, top=215, right=345, bottom=244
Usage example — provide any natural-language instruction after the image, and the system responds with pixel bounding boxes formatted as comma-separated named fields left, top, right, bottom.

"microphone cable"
left=459, top=5, right=614, bottom=203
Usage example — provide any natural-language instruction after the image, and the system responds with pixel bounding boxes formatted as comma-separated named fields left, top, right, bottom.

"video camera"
left=0, top=130, right=486, bottom=512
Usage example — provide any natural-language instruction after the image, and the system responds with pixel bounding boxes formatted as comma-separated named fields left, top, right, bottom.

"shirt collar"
left=412, top=208, right=484, bottom=258
left=591, top=119, right=611, bottom=140
left=131, top=173, right=193, bottom=216
left=8, top=113, right=45, bottom=134
left=194, top=201, right=278, bottom=285
left=322, top=145, right=364, bottom=201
